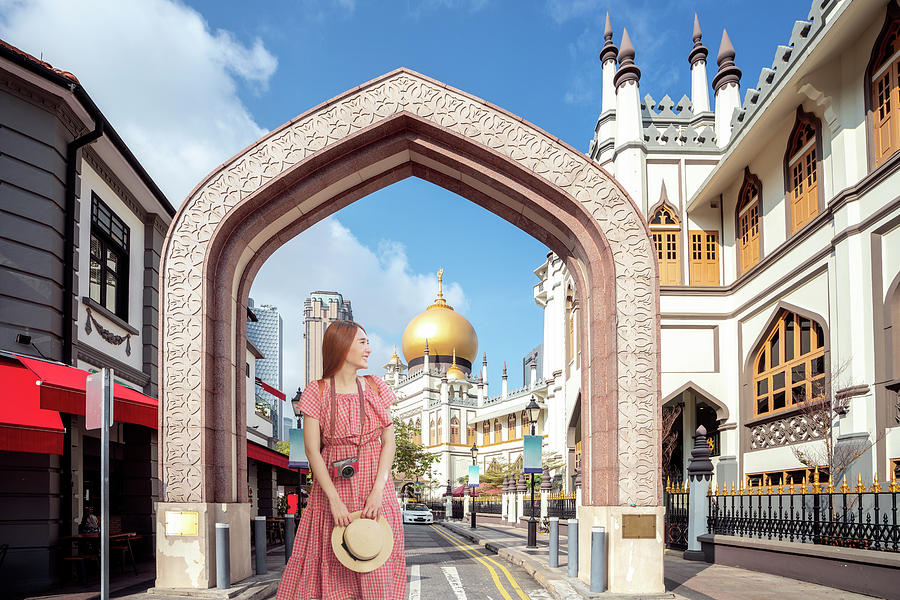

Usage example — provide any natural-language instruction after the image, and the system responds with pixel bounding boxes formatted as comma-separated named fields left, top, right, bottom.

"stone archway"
left=157, top=69, right=662, bottom=593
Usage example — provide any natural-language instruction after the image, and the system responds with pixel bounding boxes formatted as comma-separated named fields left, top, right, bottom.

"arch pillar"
left=157, top=70, right=662, bottom=593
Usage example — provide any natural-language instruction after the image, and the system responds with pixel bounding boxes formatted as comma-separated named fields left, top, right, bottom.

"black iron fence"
left=665, top=481, right=689, bottom=550
left=426, top=500, right=446, bottom=520
left=451, top=498, right=463, bottom=519
left=708, top=473, right=900, bottom=552
left=548, top=493, right=576, bottom=519
left=473, top=496, right=503, bottom=514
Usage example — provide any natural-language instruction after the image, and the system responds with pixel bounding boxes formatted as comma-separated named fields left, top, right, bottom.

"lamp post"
left=470, top=442, right=479, bottom=529
left=526, top=396, right=541, bottom=548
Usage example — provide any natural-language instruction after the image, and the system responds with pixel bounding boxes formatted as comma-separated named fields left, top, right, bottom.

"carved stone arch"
left=158, top=69, right=661, bottom=592
left=740, top=300, right=831, bottom=426
left=661, top=380, right=730, bottom=422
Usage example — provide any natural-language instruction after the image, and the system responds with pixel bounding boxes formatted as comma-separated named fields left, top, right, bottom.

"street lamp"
left=470, top=441, right=479, bottom=529
left=526, top=396, right=541, bottom=547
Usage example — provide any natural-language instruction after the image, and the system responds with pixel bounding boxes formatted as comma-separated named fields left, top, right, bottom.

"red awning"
left=0, top=359, right=65, bottom=455
left=255, top=378, right=286, bottom=401
left=16, top=355, right=158, bottom=429
left=247, top=440, right=291, bottom=469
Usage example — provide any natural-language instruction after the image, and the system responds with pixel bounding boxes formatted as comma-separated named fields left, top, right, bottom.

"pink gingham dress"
left=276, top=376, right=406, bottom=600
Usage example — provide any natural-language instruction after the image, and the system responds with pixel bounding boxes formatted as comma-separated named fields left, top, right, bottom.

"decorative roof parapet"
left=712, top=29, right=741, bottom=91
left=614, top=28, right=641, bottom=88
left=688, top=13, right=708, bottom=65
left=599, top=12, right=618, bottom=64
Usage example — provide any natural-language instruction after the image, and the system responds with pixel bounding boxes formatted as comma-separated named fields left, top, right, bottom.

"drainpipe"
left=62, top=119, right=104, bottom=364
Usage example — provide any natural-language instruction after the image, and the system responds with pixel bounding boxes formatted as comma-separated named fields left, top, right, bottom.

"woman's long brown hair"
left=321, top=320, right=367, bottom=380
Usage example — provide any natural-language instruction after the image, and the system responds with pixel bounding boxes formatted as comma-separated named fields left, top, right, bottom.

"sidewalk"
left=438, top=518, right=882, bottom=600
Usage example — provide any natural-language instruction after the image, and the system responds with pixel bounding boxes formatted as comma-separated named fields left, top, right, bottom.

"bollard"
left=284, top=514, right=295, bottom=564
left=548, top=517, right=559, bottom=568
left=567, top=519, right=578, bottom=578
left=590, top=526, right=607, bottom=593
left=254, top=516, right=267, bottom=575
left=215, top=523, right=230, bottom=589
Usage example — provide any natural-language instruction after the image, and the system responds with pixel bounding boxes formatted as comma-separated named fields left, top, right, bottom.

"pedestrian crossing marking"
left=408, top=564, right=421, bottom=600
left=441, top=566, right=468, bottom=600
left=433, top=526, right=531, bottom=600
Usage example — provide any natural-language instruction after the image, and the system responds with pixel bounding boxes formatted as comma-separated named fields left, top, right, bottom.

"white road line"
left=441, top=566, right=468, bottom=600
left=408, top=564, right=421, bottom=600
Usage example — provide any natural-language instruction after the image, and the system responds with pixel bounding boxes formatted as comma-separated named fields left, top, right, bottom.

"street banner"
left=85, top=370, right=112, bottom=430
left=468, top=464, right=480, bottom=486
left=523, top=434, right=542, bottom=473
left=288, top=428, right=307, bottom=469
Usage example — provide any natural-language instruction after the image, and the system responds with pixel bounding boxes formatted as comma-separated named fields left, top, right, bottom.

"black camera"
left=331, top=457, right=358, bottom=479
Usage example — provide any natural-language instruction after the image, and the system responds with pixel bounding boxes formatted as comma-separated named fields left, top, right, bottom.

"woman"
left=277, top=320, right=406, bottom=600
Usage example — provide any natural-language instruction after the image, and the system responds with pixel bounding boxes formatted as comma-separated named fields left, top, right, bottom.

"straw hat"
left=331, top=511, right=394, bottom=573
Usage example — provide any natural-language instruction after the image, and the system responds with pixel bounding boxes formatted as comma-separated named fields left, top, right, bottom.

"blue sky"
left=1, top=0, right=809, bottom=396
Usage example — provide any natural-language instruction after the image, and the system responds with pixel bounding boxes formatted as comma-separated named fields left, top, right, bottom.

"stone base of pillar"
left=577, top=505, right=665, bottom=595
left=154, top=501, right=251, bottom=590
left=682, top=549, right=705, bottom=561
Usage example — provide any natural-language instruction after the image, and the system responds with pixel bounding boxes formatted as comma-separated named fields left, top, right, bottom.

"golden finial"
left=873, top=472, right=882, bottom=493
left=788, top=477, right=795, bottom=495
left=738, top=483, right=745, bottom=495
left=776, top=481, right=784, bottom=495
left=890, top=472, right=899, bottom=493
left=666, top=478, right=671, bottom=493
left=730, top=482, right=736, bottom=496
left=812, top=467, right=822, bottom=494
left=826, top=478, right=835, bottom=494
left=714, top=482, right=720, bottom=495
left=428, top=268, right=452, bottom=309
left=707, top=482, right=712, bottom=496
left=856, top=473, right=866, bottom=493
left=802, top=475, right=808, bottom=493
left=765, top=475, right=773, bottom=495
left=840, top=474, right=850, bottom=493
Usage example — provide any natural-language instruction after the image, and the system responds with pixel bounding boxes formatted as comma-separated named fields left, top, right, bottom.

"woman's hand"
left=361, top=488, right=382, bottom=520
left=330, top=497, right=352, bottom=527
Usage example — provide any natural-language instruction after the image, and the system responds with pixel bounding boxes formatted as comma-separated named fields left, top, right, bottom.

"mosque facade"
left=386, top=0, right=900, bottom=496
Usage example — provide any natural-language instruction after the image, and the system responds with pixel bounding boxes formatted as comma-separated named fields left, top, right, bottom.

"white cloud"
left=250, top=217, right=468, bottom=399
left=0, top=0, right=277, bottom=204
left=545, top=0, right=601, bottom=24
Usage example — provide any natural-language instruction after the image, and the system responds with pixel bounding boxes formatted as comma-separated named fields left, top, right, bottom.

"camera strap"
left=329, top=376, right=366, bottom=457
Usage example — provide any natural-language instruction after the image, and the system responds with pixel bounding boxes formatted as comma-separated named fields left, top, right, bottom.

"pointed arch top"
left=159, top=69, right=659, bottom=508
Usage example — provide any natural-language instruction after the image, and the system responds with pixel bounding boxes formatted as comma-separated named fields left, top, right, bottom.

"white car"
left=402, top=503, right=434, bottom=524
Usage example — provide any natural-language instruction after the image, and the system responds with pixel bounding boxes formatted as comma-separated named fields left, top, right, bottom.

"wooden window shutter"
left=689, top=230, right=719, bottom=286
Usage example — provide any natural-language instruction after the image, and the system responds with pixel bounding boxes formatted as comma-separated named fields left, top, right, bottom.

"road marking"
left=435, top=526, right=531, bottom=600
left=429, top=525, right=514, bottom=600
left=408, top=564, right=421, bottom=600
left=441, top=566, right=468, bottom=600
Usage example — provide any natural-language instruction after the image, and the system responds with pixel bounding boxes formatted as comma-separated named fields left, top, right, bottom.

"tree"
left=661, top=404, right=683, bottom=481
left=393, top=420, right=440, bottom=483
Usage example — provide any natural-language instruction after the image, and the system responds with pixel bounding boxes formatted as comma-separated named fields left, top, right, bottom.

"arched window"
left=868, top=3, right=900, bottom=168
left=649, top=204, right=681, bottom=285
left=521, top=409, right=530, bottom=434
left=737, top=167, right=761, bottom=274
left=494, top=419, right=502, bottom=443
left=753, top=310, right=826, bottom=417
left=429, top=417, right=436, bottom=445
left=414, top=418, right=422, bottom=446
left=508, top=413, right=517, bottom=438
left=466, top=423, right=476, bottom=444
left=483, top=421, right=490, bottom=444
left=785, top=108, right=821, bottom=233
left=436, top=415, right=442, bottom=443
left=450, top=416, right=460, bottom=444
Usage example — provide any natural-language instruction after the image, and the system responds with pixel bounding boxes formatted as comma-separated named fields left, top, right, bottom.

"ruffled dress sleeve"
left=369, top=376, right=395, bottom=429
left=297, top=380, right=324, bottom=423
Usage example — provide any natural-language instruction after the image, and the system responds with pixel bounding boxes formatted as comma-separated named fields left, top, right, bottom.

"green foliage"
left=275, top=440, right=290, bottom=456
left=459, top=448, right=567, bottom=492
left=393, top=421, right=439, bottom=482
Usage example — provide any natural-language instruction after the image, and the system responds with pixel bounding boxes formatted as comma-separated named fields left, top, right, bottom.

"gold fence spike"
left=840, top=474, right=850, bottom=493
left=707, top=482, right=712, bottom=496
left=856, top=473, right=866, bottom=494
left=826, top=478, right=835, bottom=494
left=666, top=478, right=671, bottom=493
left=730, top=482, right=736, bottom=496
left=812, top=467, right=822, bottom=494
left=873, top=472, right=882, bottom=493
left=890, top=472, right=899, bottom=493
left=685, top=479, right=690, bottom=493
left=714, top=482, right=720, bottom=495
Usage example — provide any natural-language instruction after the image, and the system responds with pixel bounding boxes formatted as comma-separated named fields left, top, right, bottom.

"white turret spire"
left=713, top=29, right=742, bottom=148
left=689, top=14, right=710, bottom=113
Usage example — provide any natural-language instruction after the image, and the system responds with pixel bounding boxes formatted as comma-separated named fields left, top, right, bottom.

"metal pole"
left=527, top=421, right=537, bottom=548
left=284, top=514, right=295, bottom=564
left=100, top=368, right=111, bottom=600
left=470, top=485, right=476, bottom=529
left=215, top=523, right=231, bottom=588
left=254, top=516, right=267, bottom=575
left=590, top=525, right=607, bottom=593
left=567, top=518, right=578, bottom=578
left=549, top=517, right=559, bottom=568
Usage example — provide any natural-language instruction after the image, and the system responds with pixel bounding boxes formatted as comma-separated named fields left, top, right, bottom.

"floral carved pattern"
left=749, top=413, right=827, bottom=450
left=160, top=70, right=659, bottom=505
left=85, top=306, right=131, bottom=356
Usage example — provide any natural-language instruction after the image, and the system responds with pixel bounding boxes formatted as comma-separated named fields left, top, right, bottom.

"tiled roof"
left=0, top=38, right=79, bottom=84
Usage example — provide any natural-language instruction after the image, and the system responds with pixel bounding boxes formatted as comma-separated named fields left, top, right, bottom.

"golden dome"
left=446, top=349, right=466, bottom=380
left=401, top=269, right=478, bottom=365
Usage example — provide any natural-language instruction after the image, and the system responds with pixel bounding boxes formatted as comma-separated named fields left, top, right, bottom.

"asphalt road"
left=403, top=523, right=551, bottom=600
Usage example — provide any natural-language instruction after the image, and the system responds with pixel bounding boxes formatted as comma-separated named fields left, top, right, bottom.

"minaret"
left=481, top=352, right=488, bottom=385
left=713, top=29, right=742, bottom=148
left=600, top=12, right=618, bottom=114
left=613, top=28, right=644, bottom=206
left=689, top=14, right=710, bottom=113
left=501, top=362, right=508, bottom=400
left=423, top=339, right=430, bottom=374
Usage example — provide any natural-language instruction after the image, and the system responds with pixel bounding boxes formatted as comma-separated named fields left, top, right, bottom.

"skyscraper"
left=303, top=291, right=353, bottom=387
left=247, top=299, right=285, bottom=439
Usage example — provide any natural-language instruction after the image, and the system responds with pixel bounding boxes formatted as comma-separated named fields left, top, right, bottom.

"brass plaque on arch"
left=621, top=514, right=656, bottom=539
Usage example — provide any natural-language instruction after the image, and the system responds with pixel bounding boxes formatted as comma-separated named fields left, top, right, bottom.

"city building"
left=302, top=290, right=354, bottom=388
left=0, top=40, right=175, bottom=594
left=247, top=299, right=290, bottom=439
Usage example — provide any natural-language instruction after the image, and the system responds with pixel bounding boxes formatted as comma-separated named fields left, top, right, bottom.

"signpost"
left=86, top=368, right=112, bottom=600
